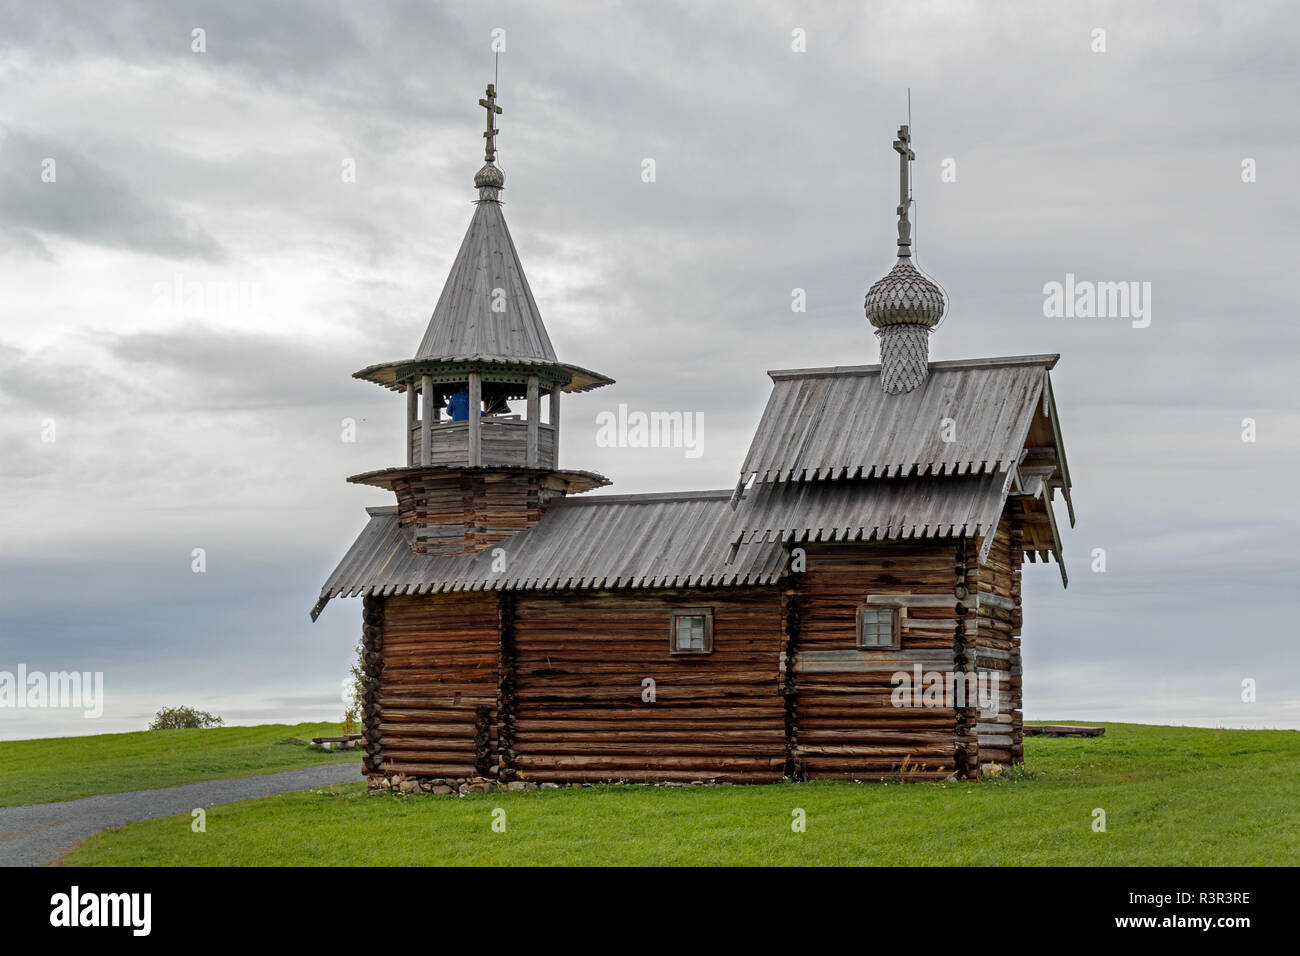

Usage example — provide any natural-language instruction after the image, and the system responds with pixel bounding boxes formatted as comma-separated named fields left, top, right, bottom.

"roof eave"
left=346, top=464, right=611, bottom=494
left=351, top=357, right=614, bottom=394
left=1042, top=372, right=1076, bottom=526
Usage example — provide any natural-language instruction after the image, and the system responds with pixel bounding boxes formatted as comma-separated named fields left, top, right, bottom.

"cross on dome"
left=479, top=83, right=503, bottom=164
left=892, top=124, right=914, bottom=258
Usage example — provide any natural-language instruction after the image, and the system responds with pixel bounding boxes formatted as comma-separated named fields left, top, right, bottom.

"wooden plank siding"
left=792, top=541, right=963, bottom=781
left=410, top=418, right=556, bottom=470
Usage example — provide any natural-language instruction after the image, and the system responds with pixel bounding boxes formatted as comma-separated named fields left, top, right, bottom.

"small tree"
left=149, top=706, right=224, bottom=731
left=341, top=707, right=359, bottom=736
left=342, top=639, right=364, bottom=735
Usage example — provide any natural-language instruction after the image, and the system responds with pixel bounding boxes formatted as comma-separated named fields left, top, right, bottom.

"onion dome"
left=864, top=124, right=947, bottom=395
left=865, top=259, right=946, bottom=328
left=475, top=162, right=504, bottom=190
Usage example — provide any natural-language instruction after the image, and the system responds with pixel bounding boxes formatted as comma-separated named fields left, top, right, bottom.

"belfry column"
left=550, top=388, right=561, bottom=468
left=406, top=386, right=418, bottom=465
left=468, top=372, right=482, bottom=466
left=421, top=373, right=433, bottom=466
left=526, top=375, right=540, bottom=467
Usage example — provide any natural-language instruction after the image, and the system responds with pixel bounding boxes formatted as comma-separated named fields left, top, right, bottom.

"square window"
left=858, top=606, right=900, bottom=650
left=670, top=608, right=714, bottom=655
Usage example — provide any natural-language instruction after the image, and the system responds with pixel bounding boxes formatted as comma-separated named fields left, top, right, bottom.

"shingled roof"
left=316, top=478, right=1002, bottom=614
left=414, top=197, right=556, bottom=362
left=314, top=354, right=1074, bottom=616
left=733, top=471, right=1010, bottom=546
left=738, top=355, right=1063, bottom=483
left=350, top=180, right=614, bottom=395
left=312, top=492, right=788, bottom=618
left=733, top=352, right=1073, bottom=575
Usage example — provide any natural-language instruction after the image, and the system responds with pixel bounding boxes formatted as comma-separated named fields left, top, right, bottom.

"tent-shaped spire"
left=415, top=192, right=557, bottom=362
left=352, top=83, right=612, bottom=395
left=416, top=82, right=554, bottom=363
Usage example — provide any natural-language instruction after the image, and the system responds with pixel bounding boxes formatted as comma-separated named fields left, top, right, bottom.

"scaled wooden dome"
left=864, top=259, right=946, bottom=329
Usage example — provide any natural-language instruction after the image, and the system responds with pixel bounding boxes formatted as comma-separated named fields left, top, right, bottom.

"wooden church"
left=313, top=86, right=1074, bottom=789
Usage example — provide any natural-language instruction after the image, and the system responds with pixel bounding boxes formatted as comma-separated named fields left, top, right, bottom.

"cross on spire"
left=892, top=124, right=914, bottom=258
left=479, top=83, right=503, bottom=164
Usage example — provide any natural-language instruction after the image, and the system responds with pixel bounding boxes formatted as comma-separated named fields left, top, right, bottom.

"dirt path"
left=0, top=762, right=361, bottom=866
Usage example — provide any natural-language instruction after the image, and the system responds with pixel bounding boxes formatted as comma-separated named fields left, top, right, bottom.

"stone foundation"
left=368, top=774, right=512, bottom=795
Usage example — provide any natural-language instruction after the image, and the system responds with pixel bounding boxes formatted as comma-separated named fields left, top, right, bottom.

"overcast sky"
left=1, top=1, right=1296, bottom=739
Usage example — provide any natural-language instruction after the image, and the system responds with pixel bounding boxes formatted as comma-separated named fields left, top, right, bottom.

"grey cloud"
left=106, top=326, right=361, bottom=410
left=0, top=128, right=223, bottom=260
left=0, top=1, right=472, bottom=119
left=0, top=341, right=123, bottom=414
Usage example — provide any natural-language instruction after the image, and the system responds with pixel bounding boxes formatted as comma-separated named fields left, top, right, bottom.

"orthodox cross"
left=479, top=83, right=503, bottom=164
left=893, top=124, right=914, bottom=257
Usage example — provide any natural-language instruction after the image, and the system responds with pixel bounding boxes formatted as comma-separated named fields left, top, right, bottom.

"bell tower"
left=349, top=84, right=613, bottom=553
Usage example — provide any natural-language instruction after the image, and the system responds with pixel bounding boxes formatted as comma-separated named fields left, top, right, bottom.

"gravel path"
left=0, top=762, right=362, bottom=866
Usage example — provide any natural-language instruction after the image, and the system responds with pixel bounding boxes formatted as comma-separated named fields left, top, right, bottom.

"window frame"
left=856, top=604, right=902, bottom=650
left=669, top=607, right=715, bottom=655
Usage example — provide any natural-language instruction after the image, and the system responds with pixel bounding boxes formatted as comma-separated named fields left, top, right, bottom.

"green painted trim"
left=393, top=361, right=572, bottom=392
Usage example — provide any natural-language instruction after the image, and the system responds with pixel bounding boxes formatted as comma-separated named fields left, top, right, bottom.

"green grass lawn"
left=63, top=722, right=1299, bottom=866
left=0, top=722, right=359, bottom=806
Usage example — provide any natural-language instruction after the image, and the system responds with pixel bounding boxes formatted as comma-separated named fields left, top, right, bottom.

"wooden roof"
left=312, top=492, right=789, bottom=617
left=351, top=191, right=613, bottom=394
left=418, top=197, right=555, bottom=362
left=739, top=355, right=1062, bottom=483
left=351, top=355, right=613, bottom=394
left=314, top=354, right=1076, bottom=617
left=346, top=465, right=609, bottom=494
left=733, top=471, right=1009, bottom=546
left=313, top=468, right=1059, bottom=616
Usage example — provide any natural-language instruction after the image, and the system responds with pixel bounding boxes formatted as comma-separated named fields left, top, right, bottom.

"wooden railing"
left=410, top=418, right=555, bottom=468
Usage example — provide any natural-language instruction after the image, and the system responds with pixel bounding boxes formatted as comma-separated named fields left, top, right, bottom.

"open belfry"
left=342, top=83, right=614, bottom=558
left=314, top=87, right=1075, bottom=790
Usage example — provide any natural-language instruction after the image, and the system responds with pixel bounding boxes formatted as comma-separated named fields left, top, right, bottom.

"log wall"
left=973, top=516, right=1025, bottom=767
left=508, top=588, right=788, bottom=783
left=360, top=595, right=385, bottom=776
left=371, top=592, right=500, bottom=780
left=392, top=472, right=561, bottom=554
left=362, top=526, right=1030, bottom=787
left=792, top=541, right=964, bottom=781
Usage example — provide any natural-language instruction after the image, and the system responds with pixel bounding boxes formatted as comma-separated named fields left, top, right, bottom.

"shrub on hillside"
left=148, top=706, right=225, bottom=730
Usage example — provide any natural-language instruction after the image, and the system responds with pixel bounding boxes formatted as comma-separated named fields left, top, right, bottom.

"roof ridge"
left=362, top=490, right=737, bottom=517
left=556, top=489, right=735, bottom=506
left=767, top=353, right=1061, bottom=380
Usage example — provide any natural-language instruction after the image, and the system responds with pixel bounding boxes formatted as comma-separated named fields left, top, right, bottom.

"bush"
left=344, top=639, right=364, bottom=732
left=148, top=706, right=225, bottom=731
left=985, top=762, right=1041, bottom=783
left=340, top=708, right=359, bottom=737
